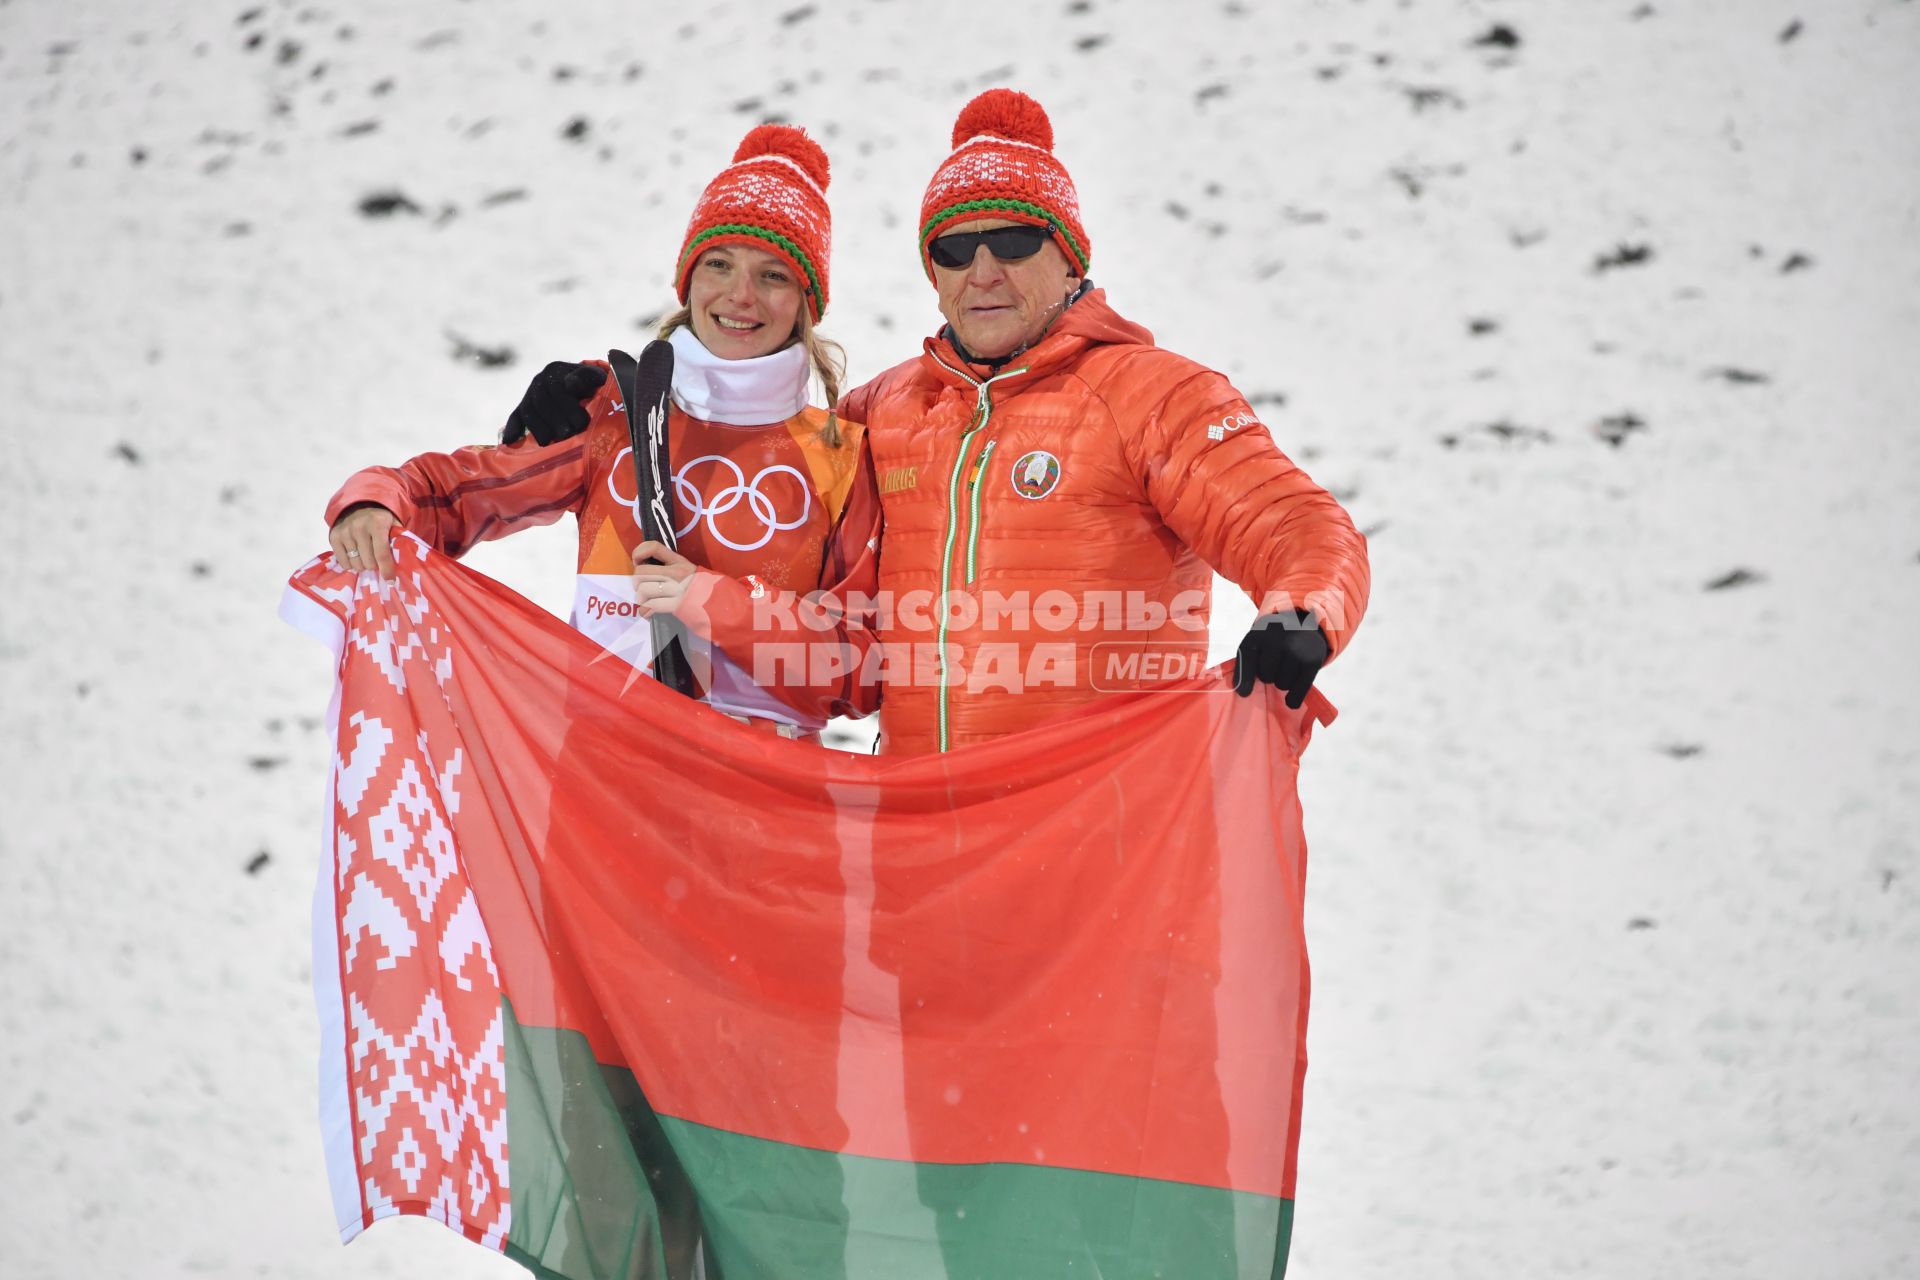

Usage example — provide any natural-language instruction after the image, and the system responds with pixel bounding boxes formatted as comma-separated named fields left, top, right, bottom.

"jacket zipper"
left=964, top=439, right=998, bottom=585
left=930, top=356, right=1027, bottom=752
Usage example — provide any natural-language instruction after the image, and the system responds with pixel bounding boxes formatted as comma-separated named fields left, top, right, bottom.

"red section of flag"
left=289, top=533, right=1329, bottom=1233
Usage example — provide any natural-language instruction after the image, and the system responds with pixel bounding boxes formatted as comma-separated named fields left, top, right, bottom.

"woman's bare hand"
left=329, top=504, right=400, bottom=580
left=631, top=540, right=696, bottom=616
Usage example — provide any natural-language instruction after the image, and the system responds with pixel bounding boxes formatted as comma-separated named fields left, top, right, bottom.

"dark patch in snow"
left=1195, top=83, right=1229, bottom=105
left=1626, top=917, right=1657, bottom=930
left=1704, top=366, right=1770, bottom=385
left=1593, top=242, right=1653, bottom=273
left=246, top=851, right=271, bottom=875
left=113, top=442, right=141, bottom=465
left=358, top=190, right=421, bottom=217
left=1704, top=567, right=1765, bottom=591
left=1075, top=35, right=1109, bottom=51
left=1249, top=391, right=1288, bottom=408
left=276, top=38, right=300, bottom=66
left=1165, top=201, right=1190, bottom=220
left=237, top=7, right=263, bottom=23
left=1779, top=19, right=1803, bottom=43
left=447, top=332, right=516, bottom=368
left=1401, top=84, right=1464, bottom=112
left=1780, top=252, right=1813, bottom=273
left=1472, top=23, right=1521, bottom=49
left=248, top=756, right=288, bottom=772
left=1484, top=420, right=1551, bottom=445
left=130, top=147, right=147, bottom=165
left=1660, top=742, right=1704, bottom=758
left=1439, top=421, right=1551, bottom=448
left=190, top=562, right=212, bottom=578
left=1592, top=412, right=1645, bottom=447
left=1467, top=317, right=1500, bottom=336
left=481, top=188, right=528, bottom=207
left=339, top=120, right=378, bottom=137
left=635, top=311, right=664, bottom=331
left=561, top=115, right=591, bottom=140
left=781, top=5, right=817, bottom=23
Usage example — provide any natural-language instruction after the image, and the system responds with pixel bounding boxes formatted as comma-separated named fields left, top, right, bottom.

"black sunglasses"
left=927, top=225, right=1051, bottom=270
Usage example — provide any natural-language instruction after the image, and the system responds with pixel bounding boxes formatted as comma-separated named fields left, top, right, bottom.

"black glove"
left=500, top=361, right=607, bottom=446
left=1232, top=610, right=1329, bottom=708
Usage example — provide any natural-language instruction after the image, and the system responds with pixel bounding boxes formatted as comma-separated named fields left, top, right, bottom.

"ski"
left=609, top=341, right=699, bottom=699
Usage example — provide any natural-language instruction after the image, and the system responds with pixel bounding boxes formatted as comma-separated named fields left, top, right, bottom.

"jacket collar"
left=919, top=286, right=1154, bottom=391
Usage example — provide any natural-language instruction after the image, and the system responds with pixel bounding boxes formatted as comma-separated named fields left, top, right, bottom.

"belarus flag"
left=280, top=533, right=1332, bottom=1279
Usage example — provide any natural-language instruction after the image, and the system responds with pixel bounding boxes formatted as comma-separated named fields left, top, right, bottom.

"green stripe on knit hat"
left=919, top=198, right=1091, bottom=274
left=678, top=224, right=827, bottom=316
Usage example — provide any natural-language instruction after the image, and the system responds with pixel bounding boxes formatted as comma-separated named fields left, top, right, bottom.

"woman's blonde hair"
left=656, top=305, right=847, bottom=447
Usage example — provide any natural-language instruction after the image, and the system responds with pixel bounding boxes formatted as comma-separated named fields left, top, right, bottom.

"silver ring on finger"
left=347, top=550, right=362, bottom=558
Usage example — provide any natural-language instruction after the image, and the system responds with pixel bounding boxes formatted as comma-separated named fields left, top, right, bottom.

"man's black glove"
left=500, top=361, right=607, bottom=446
left=1232, top=609, right=1329, bottom=708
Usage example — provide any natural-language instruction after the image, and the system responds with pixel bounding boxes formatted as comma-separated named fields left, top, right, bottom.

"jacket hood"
left=920, top=287, right=1153, bottom=388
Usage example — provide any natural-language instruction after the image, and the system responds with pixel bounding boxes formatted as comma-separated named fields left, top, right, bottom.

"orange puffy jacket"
left=840, top=289, right=1370, bottom=756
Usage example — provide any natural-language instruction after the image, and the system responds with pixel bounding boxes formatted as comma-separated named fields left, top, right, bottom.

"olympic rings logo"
left=608, top=449, right=813, bottom=552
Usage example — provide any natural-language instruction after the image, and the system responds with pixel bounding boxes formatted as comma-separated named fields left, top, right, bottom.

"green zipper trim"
left=965, top=440, right=998, bottom=585
left=930, top=358, right=1028, bottom=752
left=935, top=416, right=986, bottom=753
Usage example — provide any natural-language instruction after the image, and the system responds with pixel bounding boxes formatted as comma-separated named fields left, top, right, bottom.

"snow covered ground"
left=3, top=0, right=1916, bottom=1275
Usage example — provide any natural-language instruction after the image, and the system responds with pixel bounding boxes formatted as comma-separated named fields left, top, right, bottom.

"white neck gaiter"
left=667, top=325, right=811, bottom=426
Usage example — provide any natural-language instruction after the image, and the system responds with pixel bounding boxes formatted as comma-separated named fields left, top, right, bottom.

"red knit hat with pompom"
left=918, top=89, right=1090, bottom=281
left=675, top=124, right=832, bottom=321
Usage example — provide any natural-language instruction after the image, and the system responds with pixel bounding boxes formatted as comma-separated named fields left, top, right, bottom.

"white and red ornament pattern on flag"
left=313, top=547, right=511, bottom=1248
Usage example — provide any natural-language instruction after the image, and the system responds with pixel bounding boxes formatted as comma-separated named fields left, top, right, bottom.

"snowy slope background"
left=3, top=0, right=1916, bottom=1276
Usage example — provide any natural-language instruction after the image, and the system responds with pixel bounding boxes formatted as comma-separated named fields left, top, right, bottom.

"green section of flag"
left=500, top=999, right=1293, bottom=1279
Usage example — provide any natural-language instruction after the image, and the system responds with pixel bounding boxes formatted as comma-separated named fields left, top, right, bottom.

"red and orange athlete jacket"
left=323, top=358, right=881, bottom=735
left=840, top=288, right=1371, bottom=756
